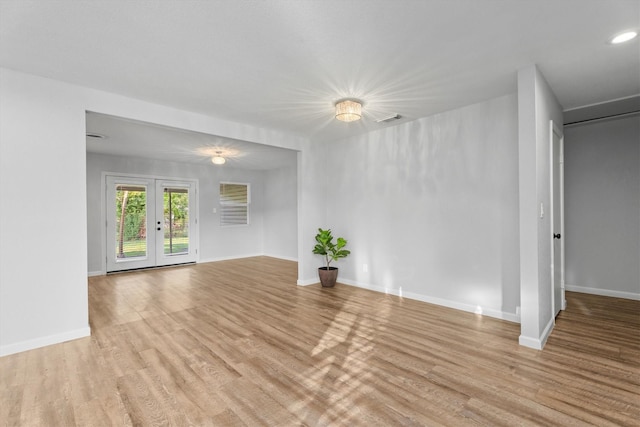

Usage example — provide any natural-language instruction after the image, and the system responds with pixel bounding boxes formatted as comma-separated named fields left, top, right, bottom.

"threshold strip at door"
left=106, top=261, right=196, bottom=275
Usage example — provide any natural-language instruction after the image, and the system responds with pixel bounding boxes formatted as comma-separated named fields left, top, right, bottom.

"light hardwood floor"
left=1, top=257, right=638, bottom=426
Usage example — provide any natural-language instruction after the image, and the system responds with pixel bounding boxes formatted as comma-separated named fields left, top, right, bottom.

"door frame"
left=100, top=171, right=199, bottom=274
left=549, top=120, right=566, bottom=319
left=105, top=175, right=157, bottom=272
left=154, top=179, right=198, bottom=267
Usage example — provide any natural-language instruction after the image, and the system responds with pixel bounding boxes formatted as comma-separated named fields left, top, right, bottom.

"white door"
left=550, top=122, right=566, bottom=317
left=106, top=176, right=197, bottom=272
left=155, top=180, right=198, bottom=267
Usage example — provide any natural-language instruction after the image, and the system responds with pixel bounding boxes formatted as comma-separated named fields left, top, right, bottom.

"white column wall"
left=297, top=141, right=330, bottom=285
left=0, top=69, right=90, bottom=355
left=517, top=65, right=563, bottom=349
left=263, top=164, right=298, bottom=261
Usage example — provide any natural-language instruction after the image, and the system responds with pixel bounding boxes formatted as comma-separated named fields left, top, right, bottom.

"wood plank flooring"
left=1, top=256, right=638, bottom=426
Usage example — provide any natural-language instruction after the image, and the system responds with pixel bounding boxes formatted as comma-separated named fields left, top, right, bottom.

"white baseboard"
left=88, top=270, right=104, bottom=277
left=297, top=278, right=319, bottom=286
left=333, top=278, right=520, bottom=323
left=565, top=284, right=640, bottom=301
left=519, top=335, right=543, bottom=350
left=519, top=316, right=555, bottom=350
left=262, top=254, right=298, bottom=262
left=0, top=326, right=91, bottom=357
left=540, top=316, right=555, bottom=347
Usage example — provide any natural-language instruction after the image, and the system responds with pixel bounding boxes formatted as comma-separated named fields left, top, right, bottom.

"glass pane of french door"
left=106, top=176, right=156, bottom=272
left=163, top=187, right=189, bottom=255
left=155, top=180, right=197, bottom=267
left=115, top=185, right=148, bottom=259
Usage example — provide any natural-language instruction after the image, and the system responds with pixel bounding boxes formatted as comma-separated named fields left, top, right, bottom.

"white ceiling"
left=1, top=0, right=639, bottom=168
left=86, top=112, right=298, bottom=170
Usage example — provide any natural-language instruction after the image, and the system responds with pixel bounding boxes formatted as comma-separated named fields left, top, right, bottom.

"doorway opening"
left=106, top=175, right=198, bottom=273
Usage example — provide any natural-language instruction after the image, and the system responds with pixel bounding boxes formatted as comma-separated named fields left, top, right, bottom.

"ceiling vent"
left=375, top=114, right=400, bottom=123
left=86, top=133, right=107, bottom=139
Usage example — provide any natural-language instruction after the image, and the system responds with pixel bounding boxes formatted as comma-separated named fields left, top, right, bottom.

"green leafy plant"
left=313, top=228, right=350, bottom=269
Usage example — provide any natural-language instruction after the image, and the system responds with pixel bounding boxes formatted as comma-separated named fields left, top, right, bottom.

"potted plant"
left=313, top=228, right=350, bottom=288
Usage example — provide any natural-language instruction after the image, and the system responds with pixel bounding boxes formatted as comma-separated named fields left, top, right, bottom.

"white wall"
left=87, top=152, right=293, bottom=274
left=517, top=65, right=563, bottom=349
left=563, top=115, right=640, bottom=299
left=0, top=69, right=90, bottom=355
left=264, top=164, right=298, bottom=261
left=297, top=142, right=330, bottom=284
left=0, top=67, right=305, bottom=356
left=310, top=94, right=521, bottom=321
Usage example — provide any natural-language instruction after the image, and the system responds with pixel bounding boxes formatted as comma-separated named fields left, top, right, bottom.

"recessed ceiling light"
left=609, top=31, right=638, bottom=44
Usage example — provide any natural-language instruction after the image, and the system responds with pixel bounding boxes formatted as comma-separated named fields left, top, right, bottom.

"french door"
left=106, top=175, right=197, bottom=272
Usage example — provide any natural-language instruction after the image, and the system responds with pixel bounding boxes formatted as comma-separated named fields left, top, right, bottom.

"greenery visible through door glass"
left=163, top=188, right=189, bottom=255
left=115, top=185, right=147, bottom=258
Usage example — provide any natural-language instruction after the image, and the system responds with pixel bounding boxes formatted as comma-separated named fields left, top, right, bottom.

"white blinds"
left=220, top=183, right=249, bottom=226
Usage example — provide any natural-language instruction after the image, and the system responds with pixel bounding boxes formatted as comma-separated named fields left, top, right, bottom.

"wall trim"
left=518, top=334, right=543, bottom=350
left=565, top=284, right=640, bottom=301
left=297, top=278, right=319, bottom=286
left=263, top=254, right=298, bottom=262
left=540, top=316, right=555, bottom=348
left=0, top=326, right=91, bottom=357
left=335, top=278, right=520, bottom=323
left=519, top=316, right=555, bottom=350
left=88, top=270, right=104, bottom=277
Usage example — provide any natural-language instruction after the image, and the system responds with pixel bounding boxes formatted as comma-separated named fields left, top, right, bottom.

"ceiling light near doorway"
left=211, top=151, right=226, bottom=165
left=609, top=30, right=638, bottom=44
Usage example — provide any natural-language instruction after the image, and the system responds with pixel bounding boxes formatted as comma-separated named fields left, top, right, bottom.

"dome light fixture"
left=335, top=99, right=362, bottom=122
left=609, top=30, right=638, bottom=44
left=211, top=151, right=226, bottom=165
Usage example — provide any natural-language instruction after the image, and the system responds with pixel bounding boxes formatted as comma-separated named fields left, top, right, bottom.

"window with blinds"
left=219, top=182, right=250, bottom=226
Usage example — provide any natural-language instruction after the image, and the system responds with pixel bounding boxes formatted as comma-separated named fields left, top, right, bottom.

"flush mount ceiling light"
left=211, top=151, right=226, bottom=165
left=609, top=30, right=638, bottom=44
left=335, top=99, right=362, bottom=122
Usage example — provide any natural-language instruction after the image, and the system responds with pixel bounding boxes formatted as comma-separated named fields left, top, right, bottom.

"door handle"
left=553, top=233, right=561, bottom=239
